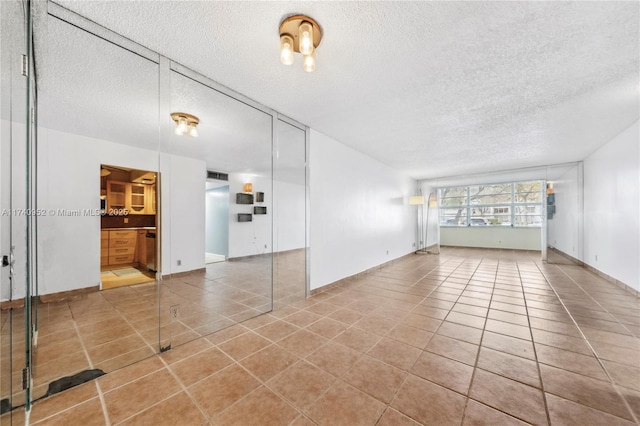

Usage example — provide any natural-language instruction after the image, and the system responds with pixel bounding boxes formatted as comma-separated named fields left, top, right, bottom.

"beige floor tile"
left=267, top=360, right=335, bottom=409
left=277, top=330, right=328, bottom=357
left=188, top=364, right=260, bottom=418
left=103, top=369, right=182, bottom=424
left=254, top=320, right=300, bottom=342
left=546, top=393, right=636, bottom=426
left=217, top=332, right=271, bottom=361
left=462, top=399, right=530, bottom=425
left=305, top=317, right=348, bottom=339
left=424, top=334, right=479, bottom=366
left=238, top=344, right=298, bottom=382
left=476, top=347, right=541, bottom=388
left=306, top=341, right=362, bottom=377
left=391, top=374, right=466, bottom=425
left=118, top=392, right=207, bottom=425
left=367, top=338, right=422, bottom=371
left=469, top=369, right=547, bottom=425
left=304, top=381, right=386, bottom=425
left=170, top=347, right=233, bottom=386
left=31, top=397, right=105, bottom=426
left=411, top=351, right=474, bottom=395
left=30, top=381, right=98, bottom=424
left=540, top=364, right=634, bottom=421
left=212, top=386, right=299, bottom=426
left=343, top=355, right=407, bottom=403
left=376, top=408, right=422, bottom=425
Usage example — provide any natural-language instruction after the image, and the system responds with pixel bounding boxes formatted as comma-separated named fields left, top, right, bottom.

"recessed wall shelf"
left=236, top=193, right=254, bottom=204
left=254, top=206, right=267, bottom=215
left=237, top=213, right=253, bottom=222
left=256, top=192, right=264, bottom=203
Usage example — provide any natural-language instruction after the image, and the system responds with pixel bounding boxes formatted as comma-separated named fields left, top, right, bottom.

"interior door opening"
left=100, top=164, right=158, bottom=290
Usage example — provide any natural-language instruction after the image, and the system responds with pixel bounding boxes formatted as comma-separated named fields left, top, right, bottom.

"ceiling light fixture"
left=279, top=15, right=322, bottom=72
left=171, top=112, right=199, bottom=137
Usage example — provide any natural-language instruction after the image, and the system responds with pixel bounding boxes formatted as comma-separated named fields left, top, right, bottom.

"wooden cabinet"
left=106, top=181, right=155, bottom=215
left=106, top=181, right=127, bottom=211
left=107, top=229, right=137, bottom=265
left=100, top=231, right=109, bottom=266
left=129, top=183, right=146, bottom=214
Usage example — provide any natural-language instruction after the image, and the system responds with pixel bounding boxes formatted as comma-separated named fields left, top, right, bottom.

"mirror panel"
left=1, top=0, right=30, bottom=419
left=158, top=68, right=273, bottom=350
left=32, top=13, right=161, bottom=400
left=274, top=119, right=307, bottom=308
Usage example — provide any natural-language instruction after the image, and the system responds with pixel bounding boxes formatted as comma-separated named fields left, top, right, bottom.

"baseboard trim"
left=310, top=251, right=417, bottom=295
left=548, top=247, right=639, bottom=298
left=162, top=267, right=206, bottom=280
left=39, top=286, right=100, bottom=303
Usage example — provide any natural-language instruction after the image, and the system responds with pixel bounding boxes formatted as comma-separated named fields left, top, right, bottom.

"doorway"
left=99, top=165, right=158, bottom=290
left=205, top=180, right=229, bottom=264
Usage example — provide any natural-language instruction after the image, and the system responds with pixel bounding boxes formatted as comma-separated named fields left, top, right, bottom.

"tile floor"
left=2, top=247, right=639, bottom=425
left=1, top=250, right=305, bottom=404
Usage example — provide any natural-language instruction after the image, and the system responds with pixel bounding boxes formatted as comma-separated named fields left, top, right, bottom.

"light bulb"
left=177, top=117, right=188, bottom=134
left=280, top=35, right=294, bottom=65
left=299, top=22, right=314, bottom=55
left=188, top=124, right=198, bottom=138
left=303, top=50, right=316, bottom=72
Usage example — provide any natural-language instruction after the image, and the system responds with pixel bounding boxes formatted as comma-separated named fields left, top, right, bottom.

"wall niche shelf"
left=254, top=206, right=267, bottom=215
left=255, top=192, right=264, bottom=203
left=237, top=213, right=252, bottom=222
left=236, top=193, right=254, bottom=204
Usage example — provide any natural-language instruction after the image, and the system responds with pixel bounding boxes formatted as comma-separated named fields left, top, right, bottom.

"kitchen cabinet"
left=100, top=231, right=109, bottom=266
left=107, top=229, right=137, bottom=265
left=106, top=181, right=155, bottom=215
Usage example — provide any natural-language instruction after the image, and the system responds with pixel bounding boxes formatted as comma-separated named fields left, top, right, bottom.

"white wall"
left=274, top=180, right=306, bottom=253
left=309, top=130, right=417, bottom=290
left=161, top=152, right=206, bottom=275
left=36, top=128, right=205, bottom=295
left=547, top=163, right=583, bottom=259
left=583, top=121, right=639, bottom=291
left=441, top=227, right=541, bottom=250
left=227, top=174, right=272, bottom=258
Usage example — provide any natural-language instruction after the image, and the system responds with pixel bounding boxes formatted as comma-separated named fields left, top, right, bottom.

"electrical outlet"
left=386, top=250, right=389, bottom=255
left=170, top=305, right=179, bottom=319
left=264, top=244, right=267, bottom=248
left=177, top=260, right=181, bottom=266
left=595, top=255, right=598, bottom=261
left=413, top=243, right=416, bottom=247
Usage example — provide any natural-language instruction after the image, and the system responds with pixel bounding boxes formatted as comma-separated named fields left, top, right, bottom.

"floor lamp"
left=409, top=193, right=425, bottom=253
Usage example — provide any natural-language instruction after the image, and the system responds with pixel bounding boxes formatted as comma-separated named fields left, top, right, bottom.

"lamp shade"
left=409, top=196, right=425, bottom=205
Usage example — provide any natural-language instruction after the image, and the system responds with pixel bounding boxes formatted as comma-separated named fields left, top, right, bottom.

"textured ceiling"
left=48, top=1, right=639, bottom=180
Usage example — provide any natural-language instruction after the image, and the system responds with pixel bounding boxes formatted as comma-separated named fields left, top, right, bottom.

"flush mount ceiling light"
left=171, top=112, right=199, bottom=137
left=279, top=15, right=323, bottom=72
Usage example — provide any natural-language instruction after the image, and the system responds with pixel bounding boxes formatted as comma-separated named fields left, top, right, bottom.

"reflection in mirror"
left=1, top=0, right=30, bottom=418
left=545, top=162, right=584, bottom=265
left=274, top=119, right=307, bottom=308
left=157, top=68, right=273, bottom=350
left=31, top=13, right=160, bottom=400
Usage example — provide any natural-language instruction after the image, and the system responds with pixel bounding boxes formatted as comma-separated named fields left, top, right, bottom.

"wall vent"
left=207, top=170, right=229, bottom=181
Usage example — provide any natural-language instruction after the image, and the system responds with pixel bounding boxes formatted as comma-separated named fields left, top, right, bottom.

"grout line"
left=94, top=381, right=111, bottom=426
left=533, top=261, right=640, bottom=424
left=516, top=260, right=552, bottom=426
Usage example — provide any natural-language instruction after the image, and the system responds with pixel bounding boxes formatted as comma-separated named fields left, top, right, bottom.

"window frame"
left=438, top=180, right=544, bottom=228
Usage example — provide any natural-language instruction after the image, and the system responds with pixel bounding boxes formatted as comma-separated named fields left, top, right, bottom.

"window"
left=438, top=180, right=543, bottom=227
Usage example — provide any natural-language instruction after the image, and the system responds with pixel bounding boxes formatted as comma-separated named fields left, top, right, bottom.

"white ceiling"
left=49, top=1, right=639, bottom=180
